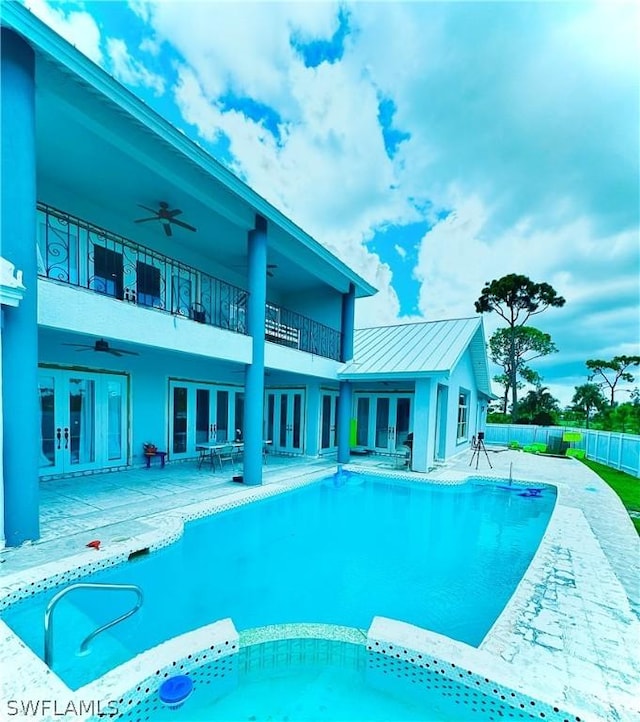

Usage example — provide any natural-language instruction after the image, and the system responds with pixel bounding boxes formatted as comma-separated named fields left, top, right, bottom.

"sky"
left=22, top=0, right=640, bottom=407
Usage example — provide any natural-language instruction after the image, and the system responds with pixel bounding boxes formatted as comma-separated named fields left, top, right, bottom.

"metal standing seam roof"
left=339, top=317, right=492, bottom=394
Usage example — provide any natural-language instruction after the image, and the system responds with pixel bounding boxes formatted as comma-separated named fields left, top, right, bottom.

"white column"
left=0, top=257, right=28, bottom=548
left=305, top=382, right=321, bottom=457
left=412, top=379, right=438, bottom=472
left=0, top=308, right=4, bottom=548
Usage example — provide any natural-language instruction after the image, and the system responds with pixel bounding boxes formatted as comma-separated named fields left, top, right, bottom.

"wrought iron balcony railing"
left=37, top=203, right=343, bottom=360
left=265, top=303, right=342, bottom=361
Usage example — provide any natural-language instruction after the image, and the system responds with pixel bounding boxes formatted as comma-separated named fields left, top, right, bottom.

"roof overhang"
left=1, top=2, right=377, bottom=300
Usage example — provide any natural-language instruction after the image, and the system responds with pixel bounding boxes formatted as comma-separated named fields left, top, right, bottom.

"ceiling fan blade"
left=112, top=349, right=140, bottom=356
left=164, top=223, right=172, bottom=237
left=107, top=349, right=123, bottom=357
left=170, top=218, right=197, bottom=232
left=166, top=208, right=183, bottom=218
left=75, top=348, right=93, bottom=352
left=62, top=343, right=93, bottom=348
left=137, top=204, right=158, bottom=214
left=134, top=217, right=158, bottom=223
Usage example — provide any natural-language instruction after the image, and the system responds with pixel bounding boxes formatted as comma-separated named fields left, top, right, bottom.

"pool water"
left=122, top=638, right=540, bottom=722
left=154, top=661, right=480, bottom=722
left=2, top=475, right=555, bottom=689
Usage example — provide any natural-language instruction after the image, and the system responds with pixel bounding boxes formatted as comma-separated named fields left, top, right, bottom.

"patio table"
left=196, top=442, right=244, bottom=470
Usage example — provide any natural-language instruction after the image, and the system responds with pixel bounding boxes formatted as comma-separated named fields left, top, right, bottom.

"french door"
left=38, top=370, right=128, bottom=475
left=169, top=382, right=240, bottom=459
left=265, top=390, right=305, bottom=454
left=319, top=391, right=339, bottom=453
left=354, top=394, right=412, bottom=451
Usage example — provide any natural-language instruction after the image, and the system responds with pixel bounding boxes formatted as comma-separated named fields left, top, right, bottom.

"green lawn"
left=581, top=458, right=640, bottom=535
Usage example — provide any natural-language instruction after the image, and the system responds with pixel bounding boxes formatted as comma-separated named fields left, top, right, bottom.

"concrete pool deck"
left=0, top=448, right=638, bottom=721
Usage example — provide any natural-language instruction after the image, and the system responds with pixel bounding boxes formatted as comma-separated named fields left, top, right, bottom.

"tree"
left=487, top=326, right=559, bottom=420
left=585, top=356, right=640, bottom=406
left=571, top=383, right=606, bottom=428
left=475, top=274, right=565, bottom=420
left=518, top=384, right=560, bottom=425
left=493, top=367, right=542, bottom=414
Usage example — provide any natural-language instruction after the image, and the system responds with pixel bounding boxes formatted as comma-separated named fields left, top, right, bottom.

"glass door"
left=355, top=396, right=370, bottom=447
left=374, top=397, right=390, bottom=449
left=320, top=391, right=339, bottom=453
left=38, top=370, right=127, bottom=475
left=353, top=393, right=413, bottom=451
left=169, top=382, right=239, bottom=458
left=38, top=374, right=61, bottom=474
left=265, top=390, right=305, bottom=454
left=394, top=397, right=411, bottom=447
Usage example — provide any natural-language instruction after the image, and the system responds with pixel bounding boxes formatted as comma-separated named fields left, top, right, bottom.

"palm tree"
left=571, top=383, right=606, bottom=428
left=519, top=385, right=560, bottom=424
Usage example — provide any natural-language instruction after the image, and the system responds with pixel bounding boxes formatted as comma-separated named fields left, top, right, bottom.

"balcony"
left=37, top=204, right=342, bottom=360
left=265, top=303, right=342, bottom=361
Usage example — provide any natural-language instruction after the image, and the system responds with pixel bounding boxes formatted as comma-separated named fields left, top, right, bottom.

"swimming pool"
left=1, top=473, right=555, bottom=690
left=119, top=636, right=543, bottom=722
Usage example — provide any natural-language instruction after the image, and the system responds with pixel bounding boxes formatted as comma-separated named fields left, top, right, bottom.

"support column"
left=337, top=380, right=352, bottom=464
left=412, top=379, right=438, bottom=472
left=243, top=216, right=267, bottom=485
left=1, top=30, right=39, bottom=545
left=305, top=382, right=321, bottom=457
left=340, top=283, right=355, bottom=362
left=0, top=309, right=4, bottom=549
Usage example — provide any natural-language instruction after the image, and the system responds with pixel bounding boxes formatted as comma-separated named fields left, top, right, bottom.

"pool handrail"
left=44, top=582, right=144, bottom=669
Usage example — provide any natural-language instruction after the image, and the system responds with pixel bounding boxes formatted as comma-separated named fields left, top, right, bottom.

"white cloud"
left=107, top=38, right=165, bottom=96
left=128, top=1, right=151, bottom=24
left=139, top=36, right=161, bottom=57
left=145, top=2, right=339, bottom=114
left=24, top=0, right=103, bottom=64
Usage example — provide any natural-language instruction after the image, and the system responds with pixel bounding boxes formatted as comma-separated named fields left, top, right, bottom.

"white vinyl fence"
left=485, top=424, right=640, bottom=478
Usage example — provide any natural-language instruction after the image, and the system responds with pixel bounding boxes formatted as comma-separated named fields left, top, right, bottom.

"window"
left=136, top=261, right=161, bottom=307
left=93, top=245, right=123, bottom=299
left=457, top=392, right=469, bottom=441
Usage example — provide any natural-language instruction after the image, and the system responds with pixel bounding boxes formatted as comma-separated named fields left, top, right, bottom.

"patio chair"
left=214, top=443, right=236, bottom=471
left=394, top=445, right=411, bottom=469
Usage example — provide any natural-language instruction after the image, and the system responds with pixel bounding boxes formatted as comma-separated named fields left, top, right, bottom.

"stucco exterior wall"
left=444, top=348, right=481, bottom=459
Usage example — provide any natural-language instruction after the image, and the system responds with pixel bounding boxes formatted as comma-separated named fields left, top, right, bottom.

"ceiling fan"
left=62, top=338, right=139, bottom=357
left=134, top=201, right=197, bottom=237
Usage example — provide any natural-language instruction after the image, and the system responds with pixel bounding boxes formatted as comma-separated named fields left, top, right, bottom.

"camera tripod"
left=469, top=435, right=492, bottom=469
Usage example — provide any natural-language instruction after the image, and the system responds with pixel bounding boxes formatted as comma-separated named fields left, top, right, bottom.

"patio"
left=1, top=453, right=335, bottom=575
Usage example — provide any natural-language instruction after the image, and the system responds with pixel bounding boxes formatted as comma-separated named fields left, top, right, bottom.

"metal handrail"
left=44, top=582, right=144, bottom=668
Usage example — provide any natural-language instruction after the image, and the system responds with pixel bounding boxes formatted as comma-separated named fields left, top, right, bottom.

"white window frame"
left=457, top=390, right=469, bottom=441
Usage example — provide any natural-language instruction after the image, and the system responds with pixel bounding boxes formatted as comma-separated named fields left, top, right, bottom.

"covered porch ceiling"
left=28, top=40, right=376, bottom=300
